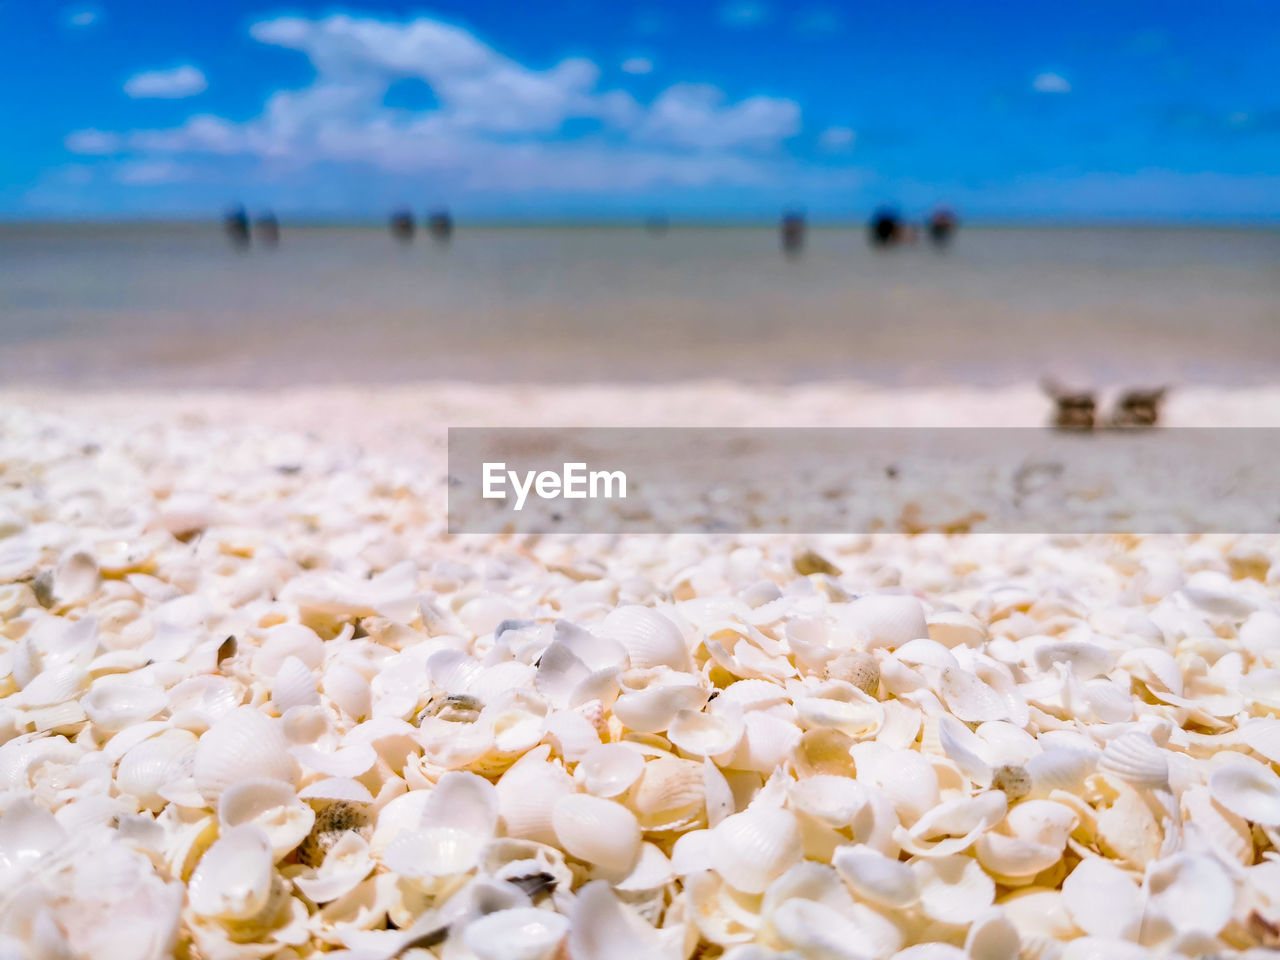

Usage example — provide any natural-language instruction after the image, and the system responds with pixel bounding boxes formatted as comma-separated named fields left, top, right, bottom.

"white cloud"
left=1032, top=72, right=1071, bottom=94
left=65, top=128, right=122, bottom=154
left=639, top=83, right=800, bottom=150
left=65, top=7, right=99, bottom=28
left=124, top=65, right=208, bottom=99
left=621, top=57, right=653, bottom=75
left=721, top=1, right=769, bottom=27
left=79, top=14, right=808, bottom=194
left=818, top=126, right=855, bottom=152
left=116, top=160, right=192, bottom=185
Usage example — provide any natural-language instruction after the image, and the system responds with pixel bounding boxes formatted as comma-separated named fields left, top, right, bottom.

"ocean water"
left=1, top=223, right=1277, bottom=388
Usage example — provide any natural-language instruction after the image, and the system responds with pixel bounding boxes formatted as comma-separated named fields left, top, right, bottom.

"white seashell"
left=291, top=741, right=378, bottom=778
left=597, top=605, right=691, bottom=671
left=1061, top=858, right=1142, bottom=940
left=939, top=667, right=1009, bottom=723
left=914, top=853, right=994, bottom=925
left=194, top=706, right=299, bottom=803
left=846, top=594, right=928, bottom=650
left=17, top=661, right=89, bottom=708
left=974, top=800, right=1077, bottom=881
left=570, top=880, right=682, bottom=960
left=577, top=743, right=646, bottom=798
left=898, top=791, right=1007, bottom=858
left=833, top=844, right=919, bottom=909
left=1208, top=762, right=1280, bottom=825
left=769, top=897, right=886, bottom=960
left=612, top=668, right=706, bottom=734
left=927, top=611, right=986, bottom=649
left=323, top=661, right=372, bottom=721
left=1026, top=747, right=1096, bottom=798
left=552, top=794, right=642, bottom=874
left=218, top=778, right=314, bottom=861
left=788, top=775, right=869, bottom=829
left=298, top=777, right=374, bottom=803
left=1144, top=852, right=1234, bottom=940
left=496, top=747, right=575, bottom=845
left=116, top=729, right=197, bottom=812
left=463, top=907, right=571, bottom=960
left=858, top=746, right=940, bottom=825
left=703, top=758, right=735, bottom=827
left=1097, top=732, right=1169, bottom=789
left=293, top=831, right=374, bottom=904
left=733, top=711, right=803, bottom=773
left=252, top=623, right=325, bottom=676
left=668, top=707, right=744, bottom=758
left=1240, top=718, right=1280, bottom=765
left=187, top=823, right=277, bottom=921
left=271, top=656, right=319, bottom=714
left=1240, top=611, right=1280, bottom=666
left=1181, top=786, right=1253, bottom=865
left=629, top=755, right=706, bottom=831
left=964, top=909, right=1020, bottom=960
left=710, top=804, right=803, bottom=894
left=52, top=548, right=99, bottom=605
left=167, top=675, right=243, bottom=730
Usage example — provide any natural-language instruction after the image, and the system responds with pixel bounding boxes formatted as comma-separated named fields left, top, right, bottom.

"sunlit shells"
left=710, top=804, right=803, bottom=894
left=1208, top=762, right=1280, bottom=826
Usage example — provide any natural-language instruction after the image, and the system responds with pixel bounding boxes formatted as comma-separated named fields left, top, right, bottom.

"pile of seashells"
left=3, top=402, right=1280, bottom=960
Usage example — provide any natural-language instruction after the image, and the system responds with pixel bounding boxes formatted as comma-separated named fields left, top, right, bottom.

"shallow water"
left=1, top=223, right=1277, bottom=388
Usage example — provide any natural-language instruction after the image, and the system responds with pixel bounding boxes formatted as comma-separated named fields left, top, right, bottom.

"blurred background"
left=2, top=0, right=1277, bottom=390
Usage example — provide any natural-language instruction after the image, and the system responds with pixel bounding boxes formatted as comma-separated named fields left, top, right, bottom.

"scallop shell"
left=1097, top=732, right=1169, bottom=789
left=710, top=804, right=803, bottom=894
left=1208, top=762, right=1280, bottom=826
left=116, top=729, right=197, bottom=812
left=218, top=777, right=314, bottom=861
left=552, top=794, right=642, bottom=874
left=193, top=706, right=300, bottom=804
left=596, top=605, right=691, bottom=671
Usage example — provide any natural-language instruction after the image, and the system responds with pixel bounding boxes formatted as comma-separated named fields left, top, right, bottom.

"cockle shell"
left=913, top=854, right=995, bottom=925
left=116, top=729, right=197, bottom=812
left=833, top=845, right=920, bottom=909
left=271, top=656, right=319, bottom=714
left=496, top=747, right=575, bottom=845
left=597, top=605, right=691, bottom=671
left=187, top=824, right=278, bottom=922
left=1098, top=732, right=1169, bottom=789
left=193, top=706, right=299, bottom=803
left=629, top=755, right=706, bottom=831
left=710, top=804, right=803, bottom=894
left=668, top=707, right=744, bottom=758
left=846, top=594, right=928, bottom=650
left=1061, top=858, right=1142, bottom=941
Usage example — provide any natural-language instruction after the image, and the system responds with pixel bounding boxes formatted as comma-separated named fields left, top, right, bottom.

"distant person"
left=869, top=206, right=903, bottom=248
left=427, top=209, right=454, bottom=243
left=780, top=210, right=806, bottom=256
left=389, top=208, right=415, bottom=244
left=223, top=205, right=250, bottom=250
left=928, top=207, right=958, bottom=248
left=254, top=212, right=280, bottom=248
left=1042, top=379, right=1097, bottom=430
left=1109, top=387, right=1167, bottom=428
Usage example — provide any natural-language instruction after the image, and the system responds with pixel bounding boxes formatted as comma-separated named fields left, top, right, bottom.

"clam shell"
left=668, top=707, right=744, bottom=759
left=116, top=729, right=197, bottom=812
left=1144, top=852, right=1234, bottom=940
left=629, top=756, right=706, bottom=831
left=271, top=656, right=319, bottom=714
left=187, top=823, right=277, bottom=921
left=552, top=794, right=642, bottom=874
left=193, top=706, right=299, bottom=803
left=293, top=831, right=374, bottom=904
left=577, top=743, right=646, bottom=798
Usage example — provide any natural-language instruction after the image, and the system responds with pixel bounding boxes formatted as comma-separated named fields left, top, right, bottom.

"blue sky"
left=5, top=0, right=1279, bottom=220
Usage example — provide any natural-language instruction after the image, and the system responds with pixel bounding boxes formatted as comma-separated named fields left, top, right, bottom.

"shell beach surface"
left=3, top=384, right=1280, bottom=960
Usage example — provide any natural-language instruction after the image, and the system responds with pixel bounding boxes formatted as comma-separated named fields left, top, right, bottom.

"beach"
left=4, top=378, right=1280, bottom=957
